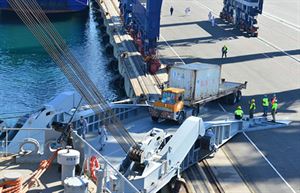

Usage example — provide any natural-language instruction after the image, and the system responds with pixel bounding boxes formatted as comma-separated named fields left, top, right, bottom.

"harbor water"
left=0, top=9, right=123, bottom=122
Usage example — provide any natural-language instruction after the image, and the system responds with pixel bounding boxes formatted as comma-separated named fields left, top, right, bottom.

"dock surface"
left=156, top=0, right=300, bottom=192
left=100, top=0, right=300, bottom=184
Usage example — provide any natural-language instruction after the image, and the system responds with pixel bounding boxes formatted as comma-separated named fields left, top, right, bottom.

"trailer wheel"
left=151, top=116, right=159, bottom=122
left=177, top=112, right=185, bottom=125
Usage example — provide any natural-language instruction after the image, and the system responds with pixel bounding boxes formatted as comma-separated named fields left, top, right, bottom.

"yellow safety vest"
left=272, top=102, right=278, bottom=110
left=250, top=103, right=256, bottom=110
left=235, top=109, right=243, bottom=116
left=262, top=98, right=269, bottom=107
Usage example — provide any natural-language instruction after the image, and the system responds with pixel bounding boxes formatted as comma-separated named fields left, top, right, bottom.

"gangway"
left=94, top=115, right=287, bottom=193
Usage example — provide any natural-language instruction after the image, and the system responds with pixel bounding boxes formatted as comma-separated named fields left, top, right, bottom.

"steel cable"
left=7, top=0, right=136, bottom=152
left=22, top=0, right=135, bottom=147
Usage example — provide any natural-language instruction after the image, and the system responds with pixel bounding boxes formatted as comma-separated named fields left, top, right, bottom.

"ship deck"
left=0, top=157, right=63, bottom=193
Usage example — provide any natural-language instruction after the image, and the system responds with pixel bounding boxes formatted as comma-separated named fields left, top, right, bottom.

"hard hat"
left=264, top=94, right=267, bottom=97
left=237, top=106, right=241, bottom=109
left=273, top=94, right=276, bottom=97
left=251, top=99, right=255, bottom=102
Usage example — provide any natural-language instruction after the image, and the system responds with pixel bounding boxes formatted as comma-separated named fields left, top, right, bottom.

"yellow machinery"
left=149, top=87, right=187, bottom=124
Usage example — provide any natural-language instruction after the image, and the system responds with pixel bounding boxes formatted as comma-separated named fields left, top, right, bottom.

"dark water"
left=0, top=9, right=122, bottom=119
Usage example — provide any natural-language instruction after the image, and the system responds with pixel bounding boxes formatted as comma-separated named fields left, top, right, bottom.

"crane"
left=119, top=0, right=163, bottom=74
left=220, top=0, right=264, bottom=37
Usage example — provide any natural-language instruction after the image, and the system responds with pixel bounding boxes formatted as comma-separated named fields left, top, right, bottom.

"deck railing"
left=72, top=131, right=140, bottom=193
left=0, top=127, right=51, bottom=157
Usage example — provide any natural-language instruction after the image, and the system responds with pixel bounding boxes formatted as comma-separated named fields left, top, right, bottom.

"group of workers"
left=234, top=94, right=278, bottom=122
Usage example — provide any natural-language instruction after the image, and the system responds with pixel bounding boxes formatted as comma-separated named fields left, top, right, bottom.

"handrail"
left=73, top=131, right=140, bottom=192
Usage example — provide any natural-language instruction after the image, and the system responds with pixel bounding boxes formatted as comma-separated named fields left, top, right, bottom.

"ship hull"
left=0, top=0, right=89, bottom=13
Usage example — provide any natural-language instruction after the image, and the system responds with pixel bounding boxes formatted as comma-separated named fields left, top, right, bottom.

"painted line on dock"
left=257, top=37, right=300, bottom=63
left=196, top=1, right=215, bottom=14
left=160, top=35, right=186, bottom=64
left=218, top=102, right=296, bottom=192
left=262, top=12, right=300, bottom=32
left=243, top=132, right=297, bottom=193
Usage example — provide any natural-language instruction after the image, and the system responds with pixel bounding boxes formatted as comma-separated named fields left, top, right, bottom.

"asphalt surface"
left=158, top=0, right=300, bottom=192
left=223, top=124, right=300, bottom=193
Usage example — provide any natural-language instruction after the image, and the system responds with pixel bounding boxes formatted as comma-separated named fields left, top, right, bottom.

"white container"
left=169, top=63, right=221, bottom=102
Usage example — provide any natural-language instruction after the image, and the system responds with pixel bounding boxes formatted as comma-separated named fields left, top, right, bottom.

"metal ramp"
left=180, top=117, right=288, bottom=172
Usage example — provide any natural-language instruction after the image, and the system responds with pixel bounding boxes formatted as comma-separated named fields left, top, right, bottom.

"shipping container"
left=168, top=63, right=221, bottom=102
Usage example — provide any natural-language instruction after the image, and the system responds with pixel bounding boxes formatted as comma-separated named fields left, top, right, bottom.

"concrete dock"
left=157, top=0, right=300, bottom=192
left=94, top=0, right=300, bottom=192
left=95, top=0, right=164, bottom=98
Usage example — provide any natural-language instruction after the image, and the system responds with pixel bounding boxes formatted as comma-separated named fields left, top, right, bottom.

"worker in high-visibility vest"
left=222, top=45, right=228, bottom=58
left=271, top=100, right=278, bottom=122
left=234, top=106, right=244, bottom=120
left=262, top=95, right=269, bottom=116
left=271, top=94, right=277, bottom=105
left=249, top=99, right=256, bottom=119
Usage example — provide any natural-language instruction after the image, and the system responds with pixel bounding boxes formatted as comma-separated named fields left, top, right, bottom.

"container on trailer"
left=168, top=63, right=221, bottom=102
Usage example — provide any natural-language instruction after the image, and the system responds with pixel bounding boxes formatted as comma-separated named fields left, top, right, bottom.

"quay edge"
left=91, top=0, right=158, bottom=99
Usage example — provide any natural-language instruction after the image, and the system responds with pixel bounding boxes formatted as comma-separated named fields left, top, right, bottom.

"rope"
left=21, top=149, right=59, bottom=192
left=0, top=177, right=22, bottom=193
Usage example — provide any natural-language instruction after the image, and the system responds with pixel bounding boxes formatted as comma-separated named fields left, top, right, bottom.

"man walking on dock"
left=211, top=16, right=215, bottom=27
left=208, top=11, right=212, bottom=21
left=271, top=94, right=277, bottom=106
left=222, top=45, right=228, bottom=58
left=249, top=99, right=256, bottom=119
left=262, top=95, right=269, bottom=116
left=271, top=99, right=278, bottom=122
left=185, top=7, right=191, bottom=16
left=170, top=6, right=174, bottom=16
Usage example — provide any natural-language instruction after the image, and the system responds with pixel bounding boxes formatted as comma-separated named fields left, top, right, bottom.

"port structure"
left=119, top=0, right=163, bottom=57
left=220, top=0, right=264, bottom=37
left=94, top=0, right=163, bottom=97
left=119, top=0, right=163, bottom=74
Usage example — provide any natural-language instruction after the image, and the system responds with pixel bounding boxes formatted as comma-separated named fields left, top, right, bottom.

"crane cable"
left=7, top=0, right=137, bottom=153
left=17, top=0, right=137, bottom=152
